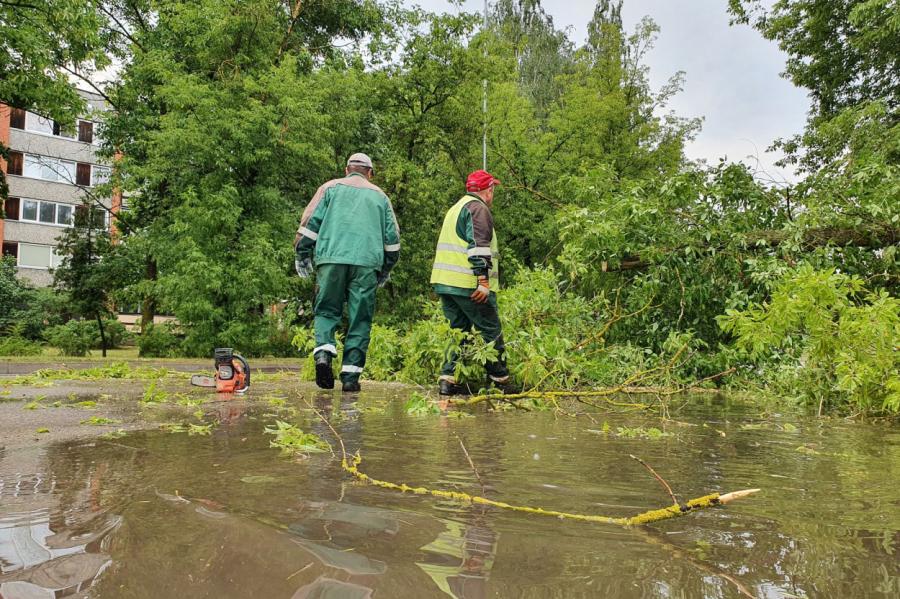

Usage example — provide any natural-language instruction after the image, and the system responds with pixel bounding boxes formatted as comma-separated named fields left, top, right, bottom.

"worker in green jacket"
left=430, top=169, right=510, bottom=396
left=294, top=153, right=401, bottom=392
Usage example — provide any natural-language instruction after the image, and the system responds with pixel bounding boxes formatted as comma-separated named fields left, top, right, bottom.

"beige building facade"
left=1, top=90, right=115, bottom=287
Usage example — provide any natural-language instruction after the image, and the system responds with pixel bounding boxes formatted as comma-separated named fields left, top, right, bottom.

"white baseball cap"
left=347, top=152, right=374, bottom=171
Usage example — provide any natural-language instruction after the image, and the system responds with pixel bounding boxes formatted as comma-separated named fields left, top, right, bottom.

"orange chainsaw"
left=190, top=348, right=250, bottom=394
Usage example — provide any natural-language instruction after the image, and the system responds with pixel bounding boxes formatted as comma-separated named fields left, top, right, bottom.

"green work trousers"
left=313, top=263, right=377, bottom=384
left=439, top=292, right=508, bottom=380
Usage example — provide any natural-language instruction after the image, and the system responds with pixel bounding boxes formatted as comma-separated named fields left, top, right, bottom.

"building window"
left=78, top=121, right=94, bottom=144
left=21, top=154, right=77, bottom=184
left=7, top=151, right=23, bottom=176
left=21, top=199, right=38, bottom=221
left=57, top=203, right=74, bottom=226
left=39, top=201, right=56, bottom=224
left=3, top=197, right=19, bottom=220
left=15, top=152, right=108, bottom=186
left=60, top=160, right=77, bottom=184
left=76, top=162, right=91, bottom=186
left=18, top=243, right=54, bottom=269
left=2, top=242, right=18, bottom=259
left=53, top=121, right=77, bottom=139
left=9, top=108, right=25, bottom=129
left=40, top=159, right=59, bottom=182
left=92, top=166, right=110, bottom=186
left=17, top=199, right=81, bottom=228
left=76, top=204, right=108, bottom=229
left=24, top=154, right=42, bottom=179
left=24, top=112, right=54, bottom=135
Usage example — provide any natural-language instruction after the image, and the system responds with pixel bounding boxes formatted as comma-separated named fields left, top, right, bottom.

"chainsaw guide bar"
left=190, top=374, right=216, bottom=388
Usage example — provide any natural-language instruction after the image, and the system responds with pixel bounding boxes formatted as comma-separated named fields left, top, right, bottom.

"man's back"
left=299, top=173, right=398, bottom=269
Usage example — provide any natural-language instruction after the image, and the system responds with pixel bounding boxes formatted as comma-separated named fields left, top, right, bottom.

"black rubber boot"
left=439, top=379, right=470, bottom=396
left=490, top=375, right=520, bottom=395
left=342, top=380, right=361, bottom=393
left=315, top=352, right=335, bottom=390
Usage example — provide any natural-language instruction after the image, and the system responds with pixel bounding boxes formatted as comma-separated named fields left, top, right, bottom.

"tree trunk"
left=141, top=256, right=157, bottom=335
left=602, top=224, right=899, bottom=272
left=96, top=312, right=107, bottom=358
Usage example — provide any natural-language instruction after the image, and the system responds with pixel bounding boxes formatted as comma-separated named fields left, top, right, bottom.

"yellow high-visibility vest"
left=430, top=196, right=499, bottom=290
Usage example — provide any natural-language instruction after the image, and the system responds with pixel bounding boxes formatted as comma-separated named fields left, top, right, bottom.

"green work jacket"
left=295, top=173, right=400, bottom=273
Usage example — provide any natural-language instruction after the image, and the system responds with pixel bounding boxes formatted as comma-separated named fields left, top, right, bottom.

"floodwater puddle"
left=0, top=390, right=898, bottom=598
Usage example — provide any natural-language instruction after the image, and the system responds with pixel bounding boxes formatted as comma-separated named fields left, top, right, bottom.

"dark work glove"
left=295, top=256, right=313, bottom=279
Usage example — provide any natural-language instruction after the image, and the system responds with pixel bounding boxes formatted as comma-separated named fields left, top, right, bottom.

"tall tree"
left=728, top=0, right=899, bottom=122
left=99, top=0, right=396, bottom=354
left=0, top=0, right=108, bottom=200
left=53, top=203, right=114, bottom=356
left=0, top=0, right=107, bottom=118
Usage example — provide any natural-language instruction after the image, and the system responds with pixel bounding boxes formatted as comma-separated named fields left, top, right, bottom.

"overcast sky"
left=413, top=0, right=811, bottom=183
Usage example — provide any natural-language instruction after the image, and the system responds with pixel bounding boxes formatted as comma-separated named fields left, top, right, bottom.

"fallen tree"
left=601, top=225, right=899, bottom=272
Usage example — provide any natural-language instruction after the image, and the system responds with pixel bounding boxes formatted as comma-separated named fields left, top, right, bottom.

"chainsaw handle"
left=233, top=353, right=250, bottom=390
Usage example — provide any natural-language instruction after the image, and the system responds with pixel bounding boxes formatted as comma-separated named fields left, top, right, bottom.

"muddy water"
left=0, top=390, right=897, bottom=598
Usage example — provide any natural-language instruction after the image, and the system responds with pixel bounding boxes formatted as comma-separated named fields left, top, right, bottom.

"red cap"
left=465, top=170, right=501, bottom=192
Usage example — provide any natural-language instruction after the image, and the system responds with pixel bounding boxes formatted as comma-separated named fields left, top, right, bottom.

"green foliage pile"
left=264, top=420, right=330, bottom=455
left=296, top=268, right=704, bottom=392
left=720, top=266, right=900, bottom=413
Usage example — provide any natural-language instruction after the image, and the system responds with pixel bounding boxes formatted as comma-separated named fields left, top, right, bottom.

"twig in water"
left=286, top=562, right=313, bottom=580
left=629, top=454, right=682, bottom=509
left=457, top=434, right=487, bottom=495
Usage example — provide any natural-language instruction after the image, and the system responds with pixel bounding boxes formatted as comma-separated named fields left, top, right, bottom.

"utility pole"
left=482, top=0, right=488, bottom=170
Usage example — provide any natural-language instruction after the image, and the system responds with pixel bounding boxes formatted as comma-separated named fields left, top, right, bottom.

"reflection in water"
left=0, top=392, right=896, bottom=598
left=416, top=511, right=497, bottom=599
left=292, top=575, right=373, bottom=599
left=0, top=463, right=120, bottom=598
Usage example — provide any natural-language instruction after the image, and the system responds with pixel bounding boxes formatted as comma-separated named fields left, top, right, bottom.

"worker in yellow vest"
left=430, top=170, right=510, bottom=396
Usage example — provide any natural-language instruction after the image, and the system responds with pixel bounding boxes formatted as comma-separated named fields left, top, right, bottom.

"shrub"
left=365, top=324, right=404, bottom=381
left=0, top=335, right=43, bottom=356
left=45, top=320, right=97, bottom=356
left=137, top=324, right=181, bottom=358
left=96, top=319, right=132, bottom=349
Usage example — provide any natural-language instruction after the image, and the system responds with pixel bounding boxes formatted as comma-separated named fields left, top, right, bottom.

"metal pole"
left=482, top=0, right=488, bottom=170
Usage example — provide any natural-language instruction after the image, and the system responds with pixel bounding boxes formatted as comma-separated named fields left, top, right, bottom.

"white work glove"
left=295, top=256, right=314, bottom=279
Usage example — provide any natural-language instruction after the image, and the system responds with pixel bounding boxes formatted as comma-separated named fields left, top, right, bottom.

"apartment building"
left=0, top=90, right=118, bottom=287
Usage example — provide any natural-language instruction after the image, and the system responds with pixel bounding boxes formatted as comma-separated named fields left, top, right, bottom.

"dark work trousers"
left=438, top=292, right=508, bottom=380
left=313, top=263, right=377, bottom=384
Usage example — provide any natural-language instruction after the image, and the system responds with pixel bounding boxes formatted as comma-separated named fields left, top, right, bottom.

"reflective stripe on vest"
left=430, top=196, right=500, bottom=290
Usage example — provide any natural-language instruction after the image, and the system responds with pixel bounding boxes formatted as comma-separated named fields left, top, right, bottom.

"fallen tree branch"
left=454, top=362, right=735, bottom=409
left=342, top=452, right=759, bottom=526
left=601, top=225, right=899, bottom=271
left=298, top=393, right=760, bottom=527
left=630, top=454, right=681, bottom=507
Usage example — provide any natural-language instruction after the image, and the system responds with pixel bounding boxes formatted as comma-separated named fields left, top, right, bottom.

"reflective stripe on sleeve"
left=384, top=243, right=401, bottom=252
left=299, top=227, right=318, bottom=240
left=467, top=246, right=493, bottom=257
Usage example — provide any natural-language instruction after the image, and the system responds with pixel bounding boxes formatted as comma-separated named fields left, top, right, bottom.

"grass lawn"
left=2, top=346, right=300, bottom=366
